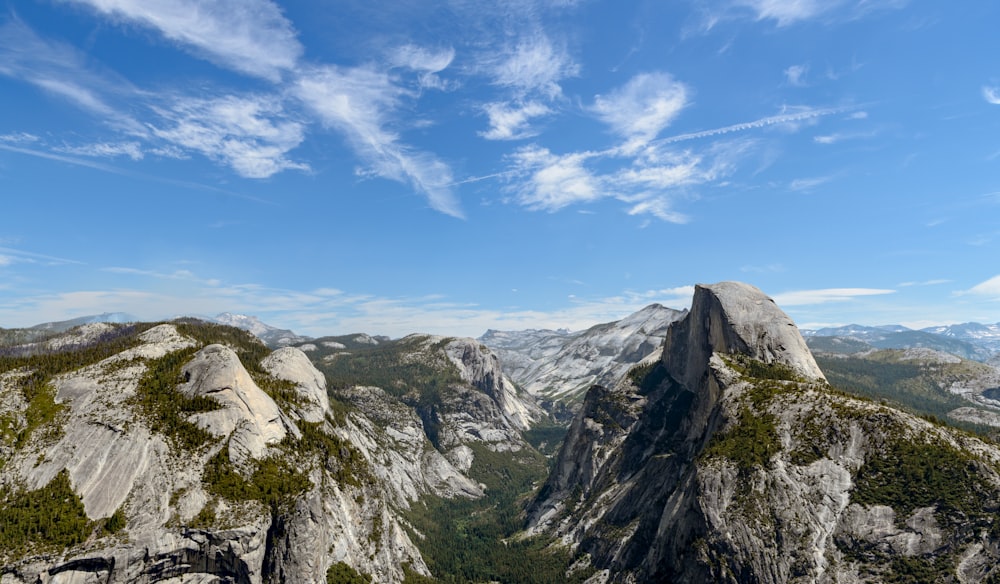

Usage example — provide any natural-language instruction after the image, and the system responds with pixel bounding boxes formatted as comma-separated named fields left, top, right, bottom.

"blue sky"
left=2, top=0, right=1000, bottom=338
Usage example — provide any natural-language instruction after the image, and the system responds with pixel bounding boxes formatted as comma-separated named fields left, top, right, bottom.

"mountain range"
left=5, top=285, right=1000, bottom=582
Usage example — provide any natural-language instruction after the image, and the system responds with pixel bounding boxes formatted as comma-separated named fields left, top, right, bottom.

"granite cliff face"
left=528, top=282, right=1000, bottom=583
left=481, top=303, right=685, bottom=410
left=0, top=322, right=531, bottom=583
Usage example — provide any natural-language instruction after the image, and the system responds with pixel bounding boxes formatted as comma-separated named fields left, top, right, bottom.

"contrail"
left=655, top=105, right=856, bottom=145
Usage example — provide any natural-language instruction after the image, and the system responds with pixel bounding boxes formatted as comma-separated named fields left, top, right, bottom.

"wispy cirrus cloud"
left=507, top=146, right=601, bottom=211
left=64, top=0, right=303, bottom=81
left=592, top=72, right=690, bottom=153
left=57, top=141, right=145, bottom=161
left=772, top=287, right=896, bottom=306
left=983, top=86, right=1000, bottom=105
left=501, top=73, right=834, bottom=221
left=488, top=32, right=578, bottom=98
left=294, top=65, right=463, bottom=218
left=784, top=64, right=808, bottom=86
left=727, top=0, right=907, bottom=26
left=477, top=31, right=578, bottom=140
left=151, top=94, right=308, bottom=178
left=2, top=8, right=465, bottom=215
left=389, top=44, right=456, bottom=90
left=898, top=279, right=950, bottom=287
left=962, top=275, right=1000, bottom=298
left=0, top=18, right=137, bottom=127
left=0, top=246, right=83, bottom=266
left=734, top=0, right=840, bottom=25
left=789, top=175, right=833, bottom=191
left=480, top=101, right=552, bottom=140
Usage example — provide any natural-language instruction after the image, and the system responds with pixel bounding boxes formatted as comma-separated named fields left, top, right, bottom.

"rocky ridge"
left=481, top=303, right=685, bottom=409
left=527, top=282, right=1000, bottom=583
left=0, top=321, right=533, bottom=583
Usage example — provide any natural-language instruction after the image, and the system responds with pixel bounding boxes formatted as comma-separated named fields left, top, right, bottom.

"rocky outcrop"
left=481, top=303, right=685, bottom=408
left=444, top=337, right=542, bottom=431
left=260, top=347, right=329, bottom=423
left=180, top=344, right=293, bottom=467
left=528, top=282, right=1000, bottom=583
left=0, top=323, right=432, bottom=584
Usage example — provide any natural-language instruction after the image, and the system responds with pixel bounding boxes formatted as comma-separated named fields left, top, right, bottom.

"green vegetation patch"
left=130, top=347, right=220, bottom=451
left=703, top=408, right=781, bottom=474
left=816, top=353, right=995, bottom=436
left=317, top=339, right=462, bottom=399
left=726, top=354, right=804, bottom=383
left=523, top=423, right=569, bottom=457
left=701, top=356, right=796, bottom=474
left=403, top=443, right=591, bottom=583
left=627, top=361, right=668, bottom=394
left=327, top=562, right=372, bottom=584
left=202, top=447, right=312, bottom=511
left=296, top=420, right=370, bottom=488
left=0, top=470, right=94, bottom=555
left=851, top=434, right=991, bottom=522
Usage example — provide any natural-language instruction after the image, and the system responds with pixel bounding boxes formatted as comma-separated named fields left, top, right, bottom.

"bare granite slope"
left=528, top=282, right=1000, bottom=583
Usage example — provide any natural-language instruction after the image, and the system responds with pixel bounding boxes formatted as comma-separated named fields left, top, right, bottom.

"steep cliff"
left=528, top=282, right=1000, bottom=583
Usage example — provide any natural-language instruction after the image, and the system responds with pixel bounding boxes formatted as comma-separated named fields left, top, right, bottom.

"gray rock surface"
left=0, top=323, right=433, bottom=583
left=261, top=346, right=329, bottom=423
left=482, top=304, right=685, bottom=406
left=526, top=281, right=1000, bottom=583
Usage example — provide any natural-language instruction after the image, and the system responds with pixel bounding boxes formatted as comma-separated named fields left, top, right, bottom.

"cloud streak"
left=772, top=287, right=896, bottom=306
left=65, top=0, right=303, bottom=81
left=294, top=65, right=463, bottom=218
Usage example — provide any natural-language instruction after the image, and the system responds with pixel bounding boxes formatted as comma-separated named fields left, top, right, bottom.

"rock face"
left=527, top=282, right=1000, bottom=583
left=260, top=346, right=330, bottom=423
left=481, top=303, right=685, bottom=409
left=1, top=321, right=552, bottom=584
left=180, top=344, right=291, bottom=466
left=0, top=323, right=434, bottom=584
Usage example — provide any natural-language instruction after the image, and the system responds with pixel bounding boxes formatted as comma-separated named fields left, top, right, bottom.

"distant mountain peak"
left=209, top=313, right=311, bottom=348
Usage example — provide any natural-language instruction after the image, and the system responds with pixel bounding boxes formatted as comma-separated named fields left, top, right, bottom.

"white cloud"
left=736, top=0, right=838, bottom=25
left=789, top=175, right=832, bottom=191
left=480, top=101, right=552, bottom=140
left=294, top=65, right=463, bottom=218
left=0, top=19, right=137, bottom=127
left=0, top=246, right=83, bottom=266
left=507, top=146, right=601, bottom=211
left=0, top=133, right=40, bottom=144
left=502, top=132, right=754, bottom=221
left=772, top=287, right=896, bottom=306
left=66, top=0, right=302, bottom=81
left=964, top=275, right=1000, bottom=298
left=897, top=279, right=950, bottom=287
left=784, top=64, right=808, bottom=86
left=490, top=33, right=578, bottom=98
left=592, top=72, right=689, bottom=151
left=151, top=94, right=308, bottom=178
left=626, top=198, right=689, bottom=223
left=58, top=141, right=144, bottom=160
left=389, top=45, right=456, bottom=90
left=983, top=86, right=1000, bottom=105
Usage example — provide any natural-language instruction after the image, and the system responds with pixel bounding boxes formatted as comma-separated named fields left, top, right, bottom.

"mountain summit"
left=528, top=281, right=1000, bottom=583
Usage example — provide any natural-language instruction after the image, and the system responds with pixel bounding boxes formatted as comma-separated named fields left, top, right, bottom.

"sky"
left=2, top=0, right=1000, bottom=338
